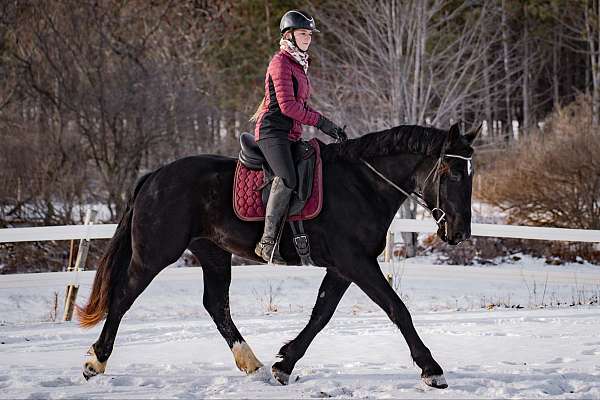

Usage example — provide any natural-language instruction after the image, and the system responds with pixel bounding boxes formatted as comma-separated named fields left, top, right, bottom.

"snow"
left=1, top=256, right=600, bottom=398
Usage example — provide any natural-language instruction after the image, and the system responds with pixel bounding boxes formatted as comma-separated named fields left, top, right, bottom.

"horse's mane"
left=320, top=125, right=447, bottom=163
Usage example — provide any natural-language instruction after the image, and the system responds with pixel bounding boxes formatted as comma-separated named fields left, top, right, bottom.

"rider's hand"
left=336, top=126, right=348, bottom=142
left=317, top=115, right=347, bottom=142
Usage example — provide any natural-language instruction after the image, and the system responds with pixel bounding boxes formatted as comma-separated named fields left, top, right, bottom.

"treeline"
left=0, top=0, right=598, bottom=226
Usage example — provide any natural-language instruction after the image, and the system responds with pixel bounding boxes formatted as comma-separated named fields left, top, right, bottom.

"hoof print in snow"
left=272, top=366, right=290, bottom=385
left=422, top=374, right=448, bottom=389
left=313, top=387, right=353, bottom=398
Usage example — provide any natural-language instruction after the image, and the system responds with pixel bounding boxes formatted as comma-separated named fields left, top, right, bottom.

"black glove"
left=316, top=115, right=348, bottom=142
left=336, top=126, right=348, bottom=142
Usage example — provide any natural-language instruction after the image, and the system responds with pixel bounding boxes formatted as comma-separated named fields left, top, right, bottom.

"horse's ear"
left=464, top=122, right=482, bottom=145
left=448, top=122, right=461, bottom=143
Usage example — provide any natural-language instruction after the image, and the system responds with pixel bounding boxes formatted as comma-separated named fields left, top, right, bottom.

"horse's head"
left=421, top=123, right=480, bottom=245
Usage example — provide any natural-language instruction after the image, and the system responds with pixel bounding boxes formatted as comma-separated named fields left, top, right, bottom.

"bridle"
left=360, top=140, right=473, bottom=238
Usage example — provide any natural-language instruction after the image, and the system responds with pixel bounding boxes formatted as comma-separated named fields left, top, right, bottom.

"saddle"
left=234, top=133, right=323, bottom=265
left=234, top=133, right=323, bottom=221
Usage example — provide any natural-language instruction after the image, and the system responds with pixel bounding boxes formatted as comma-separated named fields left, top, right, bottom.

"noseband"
left=360, top=142, right=472, bottom=236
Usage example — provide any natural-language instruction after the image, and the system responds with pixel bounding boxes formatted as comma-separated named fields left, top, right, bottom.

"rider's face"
left=291, top=29, right=312, bottom=51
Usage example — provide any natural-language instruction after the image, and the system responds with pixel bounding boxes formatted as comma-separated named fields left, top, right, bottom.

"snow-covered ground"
left=1, top=256, right=600, bottom=399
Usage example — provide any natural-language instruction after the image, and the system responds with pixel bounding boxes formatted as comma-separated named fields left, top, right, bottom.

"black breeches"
left=257, top=136, right=297, bottom=190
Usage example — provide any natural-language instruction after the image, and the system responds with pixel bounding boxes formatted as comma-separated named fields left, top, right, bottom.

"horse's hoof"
left=232, top=341, right=263, bottom=374
left=82, top=364, right=97, bottom=381
left=272, top=366, right=290, bottom=385
left=422, top=374, right=448, bottom=389
left=83, top=360, right=105, bottom=380
left=83, top=347, right=106, bottom=381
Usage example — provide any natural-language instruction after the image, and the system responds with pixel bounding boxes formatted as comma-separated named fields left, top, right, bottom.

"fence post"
left=384, top=230, right=395, bottom=262
left=65, top=240, right=75, bottom=272
left=63, top=208, right=97, bottom=321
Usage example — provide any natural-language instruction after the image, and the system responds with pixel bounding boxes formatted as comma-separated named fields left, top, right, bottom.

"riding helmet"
left=279, top=10, right=320, bottom=34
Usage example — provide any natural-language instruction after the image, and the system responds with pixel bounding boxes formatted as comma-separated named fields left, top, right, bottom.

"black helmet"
left=279, top=10, right=319, bottom=34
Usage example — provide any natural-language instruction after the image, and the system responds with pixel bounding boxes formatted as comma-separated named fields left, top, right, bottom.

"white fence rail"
left=0, top=224, right=117, bottom=243
left=2, top=220, right=600, bottom=243
left=389, top=219, right=600, bottom=243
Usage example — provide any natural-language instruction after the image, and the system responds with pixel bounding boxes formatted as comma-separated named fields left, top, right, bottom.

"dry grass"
left=476, top=95, right=600, bottom=230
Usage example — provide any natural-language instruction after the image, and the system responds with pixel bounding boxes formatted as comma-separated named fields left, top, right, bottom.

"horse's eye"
left=449, top=171, right=462, bottom=182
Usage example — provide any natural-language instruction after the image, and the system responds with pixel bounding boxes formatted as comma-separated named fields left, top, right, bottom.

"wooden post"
left=63, top=239, right=77, bottom=318
left=62, top=239, right=75, bottom=274
left=384, top=231, right=395, bottom=262
left=63, top=208, right=97, bottom=321
left=63, top=284, right=79, bottom=321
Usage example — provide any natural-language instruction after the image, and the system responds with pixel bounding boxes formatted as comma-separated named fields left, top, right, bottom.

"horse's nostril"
left=454, top=232, right=466, bottom=242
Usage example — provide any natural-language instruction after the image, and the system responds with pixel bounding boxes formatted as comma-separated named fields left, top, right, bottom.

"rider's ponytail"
left=249, top=96, right=266, bottom=122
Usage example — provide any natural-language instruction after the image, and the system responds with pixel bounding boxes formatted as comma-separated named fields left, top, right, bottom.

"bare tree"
left=558, top=0, right=600, bottom=127
left=501, top=0, right=513, bottom=137
left=585, top=0, right=600, bottom=127
left=314, top=0, right=503, bottom=133
left=3, top=1, right=225, bottom=219
left=312, top=0, right=502, bottom=255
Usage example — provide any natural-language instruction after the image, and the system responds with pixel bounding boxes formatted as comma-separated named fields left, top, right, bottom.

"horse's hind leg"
left=189, top=239, right=264, bottom=374
left=83, top=257, right=162, bottom=379
left=272, top=270, right=350, bottom=384
left=83, top=256, right=164, bottom=379
left=84, top=226, right=190, bottom=379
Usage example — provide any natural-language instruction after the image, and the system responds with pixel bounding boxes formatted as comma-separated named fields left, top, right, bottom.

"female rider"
left=251, top=10, right=346, bottom=263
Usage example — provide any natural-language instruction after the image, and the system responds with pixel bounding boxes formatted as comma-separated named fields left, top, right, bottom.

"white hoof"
left=83, top=346, right=106, bottom=380
left=422, top=374, right=448, bottom=389
left=231, top=341, right=263, bottom=374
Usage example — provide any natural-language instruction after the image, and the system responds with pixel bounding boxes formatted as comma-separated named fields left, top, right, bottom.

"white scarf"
left=279, top=38, right=309, bottom=74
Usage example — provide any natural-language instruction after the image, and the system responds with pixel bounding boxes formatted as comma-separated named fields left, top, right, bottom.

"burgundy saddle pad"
left=233, top=138, right=323, bottom=221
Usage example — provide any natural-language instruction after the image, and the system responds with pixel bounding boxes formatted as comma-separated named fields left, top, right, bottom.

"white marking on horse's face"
left=319, top=291, right=326, bottom=298
left=467, top=160, right=473, bottom=176
left=231, top=341, right=263, bottom=374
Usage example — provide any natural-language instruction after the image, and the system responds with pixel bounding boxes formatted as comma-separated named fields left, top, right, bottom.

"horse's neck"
left=363, top=153, right=431, bottom=216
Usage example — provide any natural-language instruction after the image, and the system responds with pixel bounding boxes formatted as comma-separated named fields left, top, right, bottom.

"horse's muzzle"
left=448, top=230, right=470, bottom=245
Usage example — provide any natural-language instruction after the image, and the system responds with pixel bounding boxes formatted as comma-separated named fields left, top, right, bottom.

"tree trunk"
left=402, top=0, right=427, bottom=257
left=483, top=46, right=493, bottom=139
left=521, top=3, right=530, bottom=134
left=411, top=0, right=425, bottom=124
left=589, top=0, right=600, bottom=127
left=265, top=0, right=271, bottom=41
left=552, top=1, right=561, bottom=111
left=501, top=0, right=513, bottom=138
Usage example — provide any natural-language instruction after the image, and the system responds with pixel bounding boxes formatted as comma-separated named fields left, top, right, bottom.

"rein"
left=360, top=145, right=473, bottom=229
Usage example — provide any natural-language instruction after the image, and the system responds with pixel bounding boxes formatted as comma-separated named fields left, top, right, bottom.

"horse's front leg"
left=343, top=256, right=447, bottom=389
left=272, top=269, right=350, bottom=385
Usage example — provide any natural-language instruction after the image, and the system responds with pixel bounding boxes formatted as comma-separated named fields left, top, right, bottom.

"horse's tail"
left=77, top=172, right=152, bottom=329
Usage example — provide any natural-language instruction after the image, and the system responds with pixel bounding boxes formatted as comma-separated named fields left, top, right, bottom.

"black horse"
left=78, top=123, right=479, bottom=389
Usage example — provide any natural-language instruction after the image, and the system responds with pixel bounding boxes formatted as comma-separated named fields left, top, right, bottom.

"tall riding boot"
left=255, top=176, right=294, bottom=264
